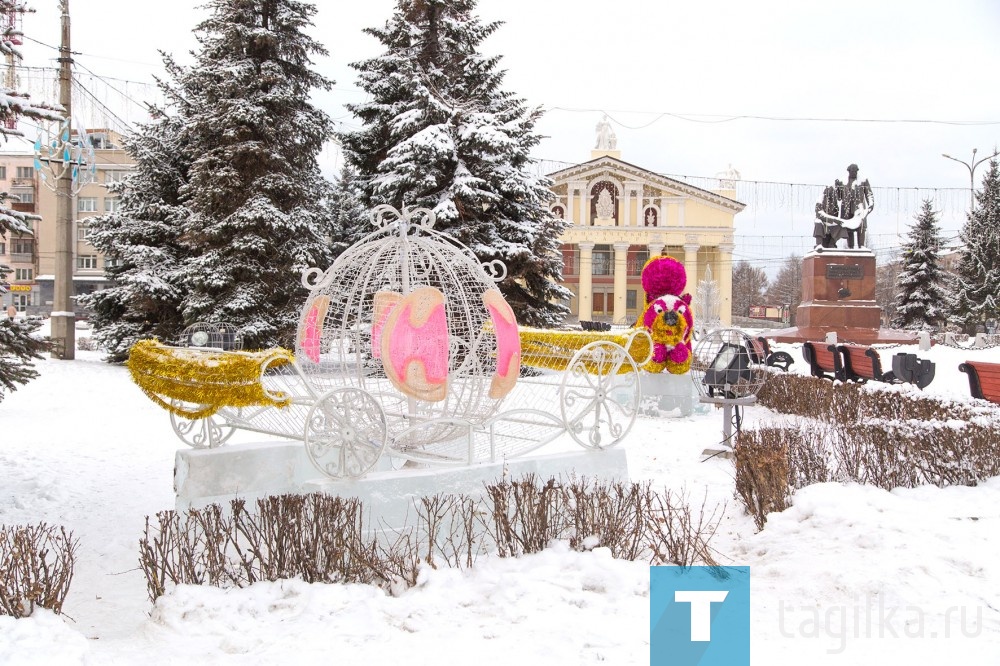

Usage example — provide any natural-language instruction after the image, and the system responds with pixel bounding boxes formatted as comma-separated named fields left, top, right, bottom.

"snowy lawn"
left=1, top=329, right=999, bottom=664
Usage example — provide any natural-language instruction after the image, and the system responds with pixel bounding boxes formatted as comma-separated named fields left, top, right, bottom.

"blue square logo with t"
left=650, top=566, right=750, bottom=665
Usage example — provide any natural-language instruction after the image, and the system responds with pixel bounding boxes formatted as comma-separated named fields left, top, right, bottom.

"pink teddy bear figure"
left=636, top=256, right=695, bottom=375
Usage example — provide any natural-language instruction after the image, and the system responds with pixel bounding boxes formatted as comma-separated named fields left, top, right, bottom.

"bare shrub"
left=562, top=479, right=650, bottom=559
left=483, top=475, right=567, bottom=557
left=740, top=408, right=1000, bottom=530
left=757, top=372, right=983, bottom=424
left=140, top=495, right=378, bottom=602
left=733, top=428, right=791, bottom=531
left=786, top=422, right=834, bottom=488
left=140, top=479, right=726, bottom=602
left=752, top=371, right=1000, bottom=498
left=647, top=489, right=723, bottom=567
left=0, top=523, right=78, bottom=618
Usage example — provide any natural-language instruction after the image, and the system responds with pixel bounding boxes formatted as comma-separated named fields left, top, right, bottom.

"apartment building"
left=0, top=129, right=133, bottom=316
left=0, top=154, right=40, bottom=314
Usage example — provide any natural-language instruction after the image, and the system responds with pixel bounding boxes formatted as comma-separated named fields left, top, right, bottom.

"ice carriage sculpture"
left=129, top=205, right=653, bottom=479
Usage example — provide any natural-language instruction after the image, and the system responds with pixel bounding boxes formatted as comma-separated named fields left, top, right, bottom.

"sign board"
left=9, top=284, right=31, bottom=292
left=826, top=264, right=863, bottom=280
left=749, top=305, right=785, bottom=320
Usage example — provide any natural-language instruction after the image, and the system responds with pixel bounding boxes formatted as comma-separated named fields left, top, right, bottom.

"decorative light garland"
left=127, top=339, right=294, bottom=419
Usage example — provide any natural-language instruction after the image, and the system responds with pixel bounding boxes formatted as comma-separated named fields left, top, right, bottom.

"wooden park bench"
left=801, top=341, right=846, bottom=381
left=810, top=342, right=936, bottom=389
left=838, top=343, right=893, bottom=383
left=748, top=336, right=794, bottom=371
left=959, top=360, right=1000, bottom=405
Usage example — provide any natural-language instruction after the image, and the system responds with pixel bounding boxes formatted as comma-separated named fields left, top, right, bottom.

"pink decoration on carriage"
left=300, top=295, right=330, bottom=363
left=483, top=290, right=520, bottom=399
left=380, top=287, right=450, bottom=402
left=371, top=291, right=402, bottom=359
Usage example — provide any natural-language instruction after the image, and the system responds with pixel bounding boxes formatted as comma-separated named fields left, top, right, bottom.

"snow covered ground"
left=1, top=325, right=998, bottom=664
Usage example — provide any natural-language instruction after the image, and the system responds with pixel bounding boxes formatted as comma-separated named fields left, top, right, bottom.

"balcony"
left=9, top=252, right=33, bottom=264
left=10, top=201, right=35, bottom=213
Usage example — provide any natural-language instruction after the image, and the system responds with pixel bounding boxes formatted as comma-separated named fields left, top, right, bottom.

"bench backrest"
left=747, top=337, right=767, bottom=364
left=802, top=341, right=845, bottom=381
left=839, top=344, right=883, bottom=381
left=960, top=361, right=1000, bottom=403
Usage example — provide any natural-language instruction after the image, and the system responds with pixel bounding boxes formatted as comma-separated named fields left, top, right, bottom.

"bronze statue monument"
left=813, top=164, right=874, bottom=249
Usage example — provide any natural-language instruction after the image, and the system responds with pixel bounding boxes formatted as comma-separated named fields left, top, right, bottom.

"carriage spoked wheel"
left=169, top=400, right=236, bottom=449
left=560, top=340, right=641, bottom=450
left=304, top=388, right=388, bottom=479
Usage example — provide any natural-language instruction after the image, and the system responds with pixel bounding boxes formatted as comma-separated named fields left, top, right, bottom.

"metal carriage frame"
left=144, top=327, right=653, bottom=480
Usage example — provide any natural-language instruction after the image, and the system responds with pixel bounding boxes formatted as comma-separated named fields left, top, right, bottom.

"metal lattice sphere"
left=294, top=205, right=515, bottom=452
left=690, top=328, right=769, bottom=400
left=176, top=322, right=244, bottom=351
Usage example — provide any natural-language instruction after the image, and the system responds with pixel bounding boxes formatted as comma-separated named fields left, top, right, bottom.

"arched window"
left=590, top=181, right=619, bottom=225
left=643, top=207, right=658, bottom=227
left=552, top=205, right=565, bottom=220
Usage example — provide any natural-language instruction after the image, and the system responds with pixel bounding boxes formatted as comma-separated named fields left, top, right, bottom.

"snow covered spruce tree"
left=77, top=111, right=190, bottom=362
left=949, top=159, right=1000, bottom=334
left=341, top=0, right=569, bottom=327
left=327, top=163, right=371, bottom=262
left=891, top=199, right=947, bottom=331
left=84, top=0, right=334, bottom=354
left=0, top=2, right=59, bottom=400
left=169, top=0, right=333, bottom=350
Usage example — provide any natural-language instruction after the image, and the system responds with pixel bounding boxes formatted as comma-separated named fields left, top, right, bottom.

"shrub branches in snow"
left=0, top=523, right=78, bottom=618
left=139, top=478, right=722, bottom=602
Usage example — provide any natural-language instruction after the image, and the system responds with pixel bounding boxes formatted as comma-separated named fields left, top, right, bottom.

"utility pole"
left=51, top=0, right=74, bottom=359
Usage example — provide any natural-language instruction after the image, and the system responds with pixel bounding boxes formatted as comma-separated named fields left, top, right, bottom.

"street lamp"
left=942, top=148, right=1000, bottom=212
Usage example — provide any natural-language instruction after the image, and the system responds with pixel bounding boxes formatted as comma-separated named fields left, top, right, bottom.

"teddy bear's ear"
left=681, top=293, right=693, bottom=305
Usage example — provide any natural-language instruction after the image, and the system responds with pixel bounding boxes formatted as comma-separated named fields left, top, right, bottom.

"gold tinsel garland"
left=127, top=339, right=294, bottom=419
left=518, top=328, right=652, bottom=375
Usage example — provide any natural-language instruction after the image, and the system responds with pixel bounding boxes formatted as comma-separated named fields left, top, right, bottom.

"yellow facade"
left=548, top=150, right=744, bottom=327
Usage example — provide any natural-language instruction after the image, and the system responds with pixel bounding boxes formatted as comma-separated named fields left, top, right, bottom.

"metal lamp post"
left=942, top=148, right=1000, bottom=212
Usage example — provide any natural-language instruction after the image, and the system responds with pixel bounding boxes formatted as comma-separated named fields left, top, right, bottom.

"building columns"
left=684, top=235, right=700, bottom=294
left=577, top=241, right=594, bottom=321
left=613, top=242, right=630, bottom=323
left=570, top=180, right=587, bottom=226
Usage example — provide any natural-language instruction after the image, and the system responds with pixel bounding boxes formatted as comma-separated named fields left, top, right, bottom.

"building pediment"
left=547, top=155, right=745, bottom=213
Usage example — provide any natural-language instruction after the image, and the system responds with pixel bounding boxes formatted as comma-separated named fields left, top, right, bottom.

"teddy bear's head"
left=641, top=295, right=690, bottom=346
left=641, top=255, right=687, bottom=302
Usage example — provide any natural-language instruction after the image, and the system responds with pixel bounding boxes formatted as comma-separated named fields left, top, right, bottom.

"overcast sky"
left=12, top=0, right=1000, bottom=269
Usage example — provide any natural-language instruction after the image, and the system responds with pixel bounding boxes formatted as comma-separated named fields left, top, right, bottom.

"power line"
left=71, top=74, right=134, bottom=132
left=72, top=59, right=153, bottom=113
left=22, top=34, right=161, bottom=68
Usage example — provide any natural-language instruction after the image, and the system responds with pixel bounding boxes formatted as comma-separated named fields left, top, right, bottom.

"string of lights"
left=552, top=106, right=1000, bottom=127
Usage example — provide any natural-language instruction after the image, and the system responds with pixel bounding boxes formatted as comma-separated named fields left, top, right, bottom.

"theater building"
left=547, top=132, right=744, bottom=326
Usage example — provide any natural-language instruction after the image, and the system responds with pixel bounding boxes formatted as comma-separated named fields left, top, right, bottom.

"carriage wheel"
left=560, top=340, right=641, bottom=449
left=304, top=388, right=388, bottom=479
left=169, top=400, right=235, bottom=449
